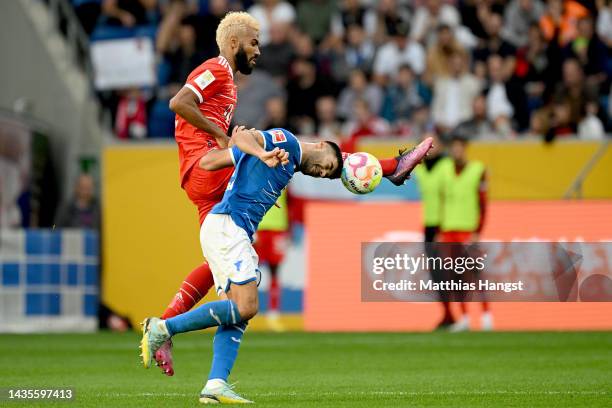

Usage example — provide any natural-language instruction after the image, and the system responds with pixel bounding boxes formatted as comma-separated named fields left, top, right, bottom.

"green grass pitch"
left=1, top=331, right=610, bottom=407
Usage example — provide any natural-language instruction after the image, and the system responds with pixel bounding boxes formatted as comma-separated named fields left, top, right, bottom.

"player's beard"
left=235, top=45, right=253, bottom=75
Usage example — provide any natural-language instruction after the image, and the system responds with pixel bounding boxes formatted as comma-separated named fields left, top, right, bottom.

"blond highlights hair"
left=216, top=12, right=260, bottom=51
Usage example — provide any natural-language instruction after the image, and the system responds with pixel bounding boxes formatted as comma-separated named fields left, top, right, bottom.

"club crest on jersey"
left=194, top=70, right=215, bottom=90
left=271, top=129, right=287, bottom=144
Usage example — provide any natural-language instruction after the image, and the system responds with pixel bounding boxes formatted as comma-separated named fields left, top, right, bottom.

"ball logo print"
left=341, top=152, right=383, bottom=194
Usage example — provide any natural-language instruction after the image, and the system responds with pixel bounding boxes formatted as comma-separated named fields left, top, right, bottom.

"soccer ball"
left=341, top=152, right=383, bottom=194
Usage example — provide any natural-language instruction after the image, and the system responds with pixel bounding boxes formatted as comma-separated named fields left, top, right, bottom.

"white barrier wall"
left=0, top=229, right=99, bottom=333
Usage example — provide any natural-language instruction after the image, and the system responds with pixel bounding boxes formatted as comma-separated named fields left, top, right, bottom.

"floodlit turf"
left=0, top=331, right=610, bottom=407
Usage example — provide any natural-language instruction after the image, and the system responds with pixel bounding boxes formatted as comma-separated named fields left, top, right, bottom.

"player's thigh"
left=200, top=214, right=260, bottom=301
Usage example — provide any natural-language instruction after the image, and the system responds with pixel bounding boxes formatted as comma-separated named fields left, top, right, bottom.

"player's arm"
left=169, top=87, right=230, bottom=148
left=199, top=149, right=235, bottom=171
left=233, top=129, right=289, bottom=167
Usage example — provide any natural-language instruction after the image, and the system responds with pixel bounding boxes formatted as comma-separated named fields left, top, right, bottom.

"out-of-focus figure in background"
left=0, top=121, right=30, bottom=228
left=438, top=136, right=492, bottom=332
left=56, top=173, right=101, bottom=229
left=413, top=132, right=455, bottom=329
left=253, top=190, right=290, bottom=332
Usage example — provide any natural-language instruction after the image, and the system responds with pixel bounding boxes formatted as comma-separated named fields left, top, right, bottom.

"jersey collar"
left=218, top=55, right=234, bottom=80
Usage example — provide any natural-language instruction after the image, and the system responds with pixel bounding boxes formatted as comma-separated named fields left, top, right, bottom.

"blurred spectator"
left=577, top=102, right=606, bottom=139
left=291, top=30, right=316, bottom=59
left=297, top=0, right=336, bottom=44
left=248, top=0, right=296, bottom=46
left=563, top=16, right=608, bottom=84
left=320, top=24, right=376, bottom=85
left=596, top=0, right=612, bottom=47
left=395, top=104, right=434, bottom=139
left=473, top=12, right=517, bottom=80
left=73, top=0, right=102, bottom=35
left=193, top=0, right=231, bottom=60
left=101, top=0, right=158, bottom=27
left=364, top=0, right=411, bottom=42
left=156, top=14, right=205, bottom=99
left=381, top=64, right=431, bottom=123
left=344, top=24, right=376, bottom=73
left=373, top=20, right=426, bottom=84
left=539, top=0, right=589, bottom=46
left=256, top=23, right=295, bottom=83
left=56, top=173, right=100, bottom=229
left=459, top=0, right=508, bottom=38
left=451, top=94, right=497, bottom=140
left=0, top=123, right=30, bottom=228
left=502, top=0, right=545, bottom=48
left=115, top=89, right=147, bottom=139
left=432, top=53, right=482, bottom=132
left=337, top=69, right=383, bottom=121
left=426, top=24, right=467, bottom=79
left=411, top=0, right=461, bottom=45
left=315, top=96, right=343, bottom=141
left=287, top=58, right=328, bottom=134
left=552, top=58, right=598, bottom=129
left=342, top=99, right=391, bottom=143
left=234, top=70, right=285, bottom=129
left=483, top=54, right=528, bottom=132
left=261, top=96, right=295, bottom=132
left=331, top=0, right=368, bottom=36
left=515, top=23, right=550, bottom=112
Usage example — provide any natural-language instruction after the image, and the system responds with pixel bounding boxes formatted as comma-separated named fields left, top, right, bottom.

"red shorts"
left=182, top=164, right=233, bottom=225
left=438, top=231, right=473, bottom=243
left=253, top=230, right=288, bottom=266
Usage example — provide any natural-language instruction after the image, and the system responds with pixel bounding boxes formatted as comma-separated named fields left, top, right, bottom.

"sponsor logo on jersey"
left=271, top=129, right=287, bottom=144
left=194, top=70, right=215, bottom=90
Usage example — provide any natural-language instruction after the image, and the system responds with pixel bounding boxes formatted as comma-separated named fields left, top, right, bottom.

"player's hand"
left=119, top=12, right=136, bottom=27
left=277, top=149, right=289, bottom=166
left=230, top=125, right=247, bottom=147
left=259, top=148, right=286, bottom=168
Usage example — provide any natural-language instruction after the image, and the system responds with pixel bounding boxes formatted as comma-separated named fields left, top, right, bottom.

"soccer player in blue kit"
left=140, top=127, right=433, bottom=403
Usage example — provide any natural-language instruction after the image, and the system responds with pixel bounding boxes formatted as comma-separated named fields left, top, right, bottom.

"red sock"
left=161, top=263, right=214, bottom=319
left=460, top=302, right=468, bottom=315
left=481, top=301, right=489, bottom=312
left=379, top=158, right=398, bottom=176
left=269, top=272, right=280, bottom=312
left=341, top=151, right=397, bottom=176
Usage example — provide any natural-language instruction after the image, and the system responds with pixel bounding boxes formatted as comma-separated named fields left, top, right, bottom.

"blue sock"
left=208, top=322, right=247, bottom=382
left=165, top=300, right=241, bottom=336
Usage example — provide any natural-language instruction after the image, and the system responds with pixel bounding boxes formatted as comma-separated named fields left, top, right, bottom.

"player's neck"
left=219, top=51, right=237, bottom=74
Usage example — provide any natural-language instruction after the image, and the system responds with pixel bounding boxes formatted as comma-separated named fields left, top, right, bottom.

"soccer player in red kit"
left=154, top=11, right=434, bottom=376
left=154, top=12, right=261, bottom=376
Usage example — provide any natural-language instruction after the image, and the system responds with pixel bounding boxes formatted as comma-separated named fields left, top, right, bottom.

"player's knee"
left=236, top=298, right=258, bottom=321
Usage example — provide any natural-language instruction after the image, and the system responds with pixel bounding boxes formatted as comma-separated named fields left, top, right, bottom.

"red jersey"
left=175, top=56, right=237, bottom=185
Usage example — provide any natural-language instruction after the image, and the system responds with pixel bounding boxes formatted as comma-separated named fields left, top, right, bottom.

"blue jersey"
left=210, top=128, right=302, bottom=241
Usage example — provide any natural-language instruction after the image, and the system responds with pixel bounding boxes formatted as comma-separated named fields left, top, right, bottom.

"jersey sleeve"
left=230, top=144, right=244, bottom=165
left=184, top=64, right=226, bottom=104
left=263, top=129, right=302, bottom=167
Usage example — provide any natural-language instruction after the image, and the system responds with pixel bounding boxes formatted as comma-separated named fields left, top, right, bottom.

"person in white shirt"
left=373, top=21, right=425, bottom=84
left=248, top=0, right=296, bottom=46
left=432, top=52, right=482, bottom=132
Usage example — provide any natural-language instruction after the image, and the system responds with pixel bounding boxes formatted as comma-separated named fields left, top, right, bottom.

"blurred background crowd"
left=67, top=0, right=612, bottom=147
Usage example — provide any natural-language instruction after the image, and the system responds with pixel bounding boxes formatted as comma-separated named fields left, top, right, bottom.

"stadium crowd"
left=70, top=0, right=612, bottom=145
